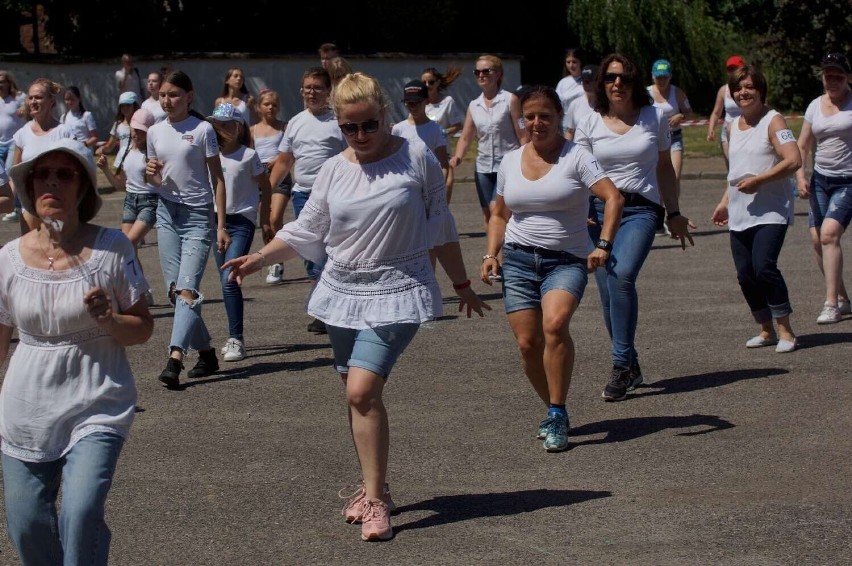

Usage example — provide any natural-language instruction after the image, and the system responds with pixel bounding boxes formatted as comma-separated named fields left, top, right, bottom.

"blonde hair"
left=477, top=54, right=504, bottom=87
left=332, top=72, right=389, bottom=117
left=19, top=78, right=62, bottom=118
left=256, top=89, right=280, bottom=110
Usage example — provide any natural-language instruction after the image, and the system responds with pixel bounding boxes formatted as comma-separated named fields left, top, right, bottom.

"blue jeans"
left=214, top=214, right=255, bottom=341
left=808, top=171, right=852, bottom=230
left=588, top=198, right=658, bottom=368
left=2, top=432, right=125, bottom=566
left=327, top=323, right=420, bottom=379
left=292, top=190, right=326, bottom=281
left=729, top=223, right=792, bottom=323
left=474, top=171, right=498, bottom=209
left=156, top=198, right=215, bottom=353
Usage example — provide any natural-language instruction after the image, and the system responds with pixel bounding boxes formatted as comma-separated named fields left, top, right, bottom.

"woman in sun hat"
left=0, top=138, right=153, bottom=565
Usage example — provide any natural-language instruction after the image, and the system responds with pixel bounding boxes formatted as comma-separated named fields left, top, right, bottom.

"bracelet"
left=482, top=254, right=499, bottom=262
left=452, top=279, right=471, bottom=291
left=666, top=211, right=682, bottom=220
left=255, top=251, right=266, bottom=266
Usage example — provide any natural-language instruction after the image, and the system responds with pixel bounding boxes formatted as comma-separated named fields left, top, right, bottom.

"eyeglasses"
left=473, top=69, right=495, bottom=77
left=339, top=119, right=381, bottom=136
left=424, top=80, right=437, bottom=86
left=31, top=167, right=80, bottom=182
left=603, top=73, right=633, bottom=84
left=301, top=85, right=327, bottom=93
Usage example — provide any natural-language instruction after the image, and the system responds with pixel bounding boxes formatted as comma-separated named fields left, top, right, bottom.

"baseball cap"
left=130, top=108, right=155, bottom=132
left=581, top=64, right=599, bottom=81
left=652, top=59, right=672, bottom=78
left=726, top=55, right=745, bottom=70
left=208, top=102, right=243, bottom=123
left=403, top=80, right=428, bottom=103
left=10, top=138, right=101, bottom=219
left=822, top=52, right=850, bottom=73
left=118, top=91, right=138, bottom=105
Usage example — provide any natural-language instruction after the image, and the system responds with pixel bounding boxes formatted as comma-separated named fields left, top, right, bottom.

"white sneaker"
left=265, top=263, right=283, bottom=285
left=838, top=299, right=851, bottom=316
left=1, top=210, right=19, bottom=222
left=222, top=338, right=246, bottom=362
left=816, top=303, right=841, bottom=324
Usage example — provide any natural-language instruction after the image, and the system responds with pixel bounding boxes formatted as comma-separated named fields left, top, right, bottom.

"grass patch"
left=683, top=116, right=803, bottom=158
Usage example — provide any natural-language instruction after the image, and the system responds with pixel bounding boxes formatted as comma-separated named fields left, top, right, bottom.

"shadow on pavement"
left=570, top=414, right=735, bottom=447
left=633, top=367, right=788, bottom=397
left=393, top=489, right=610, bottom=532
left=795, top=332, right=852, bottom=349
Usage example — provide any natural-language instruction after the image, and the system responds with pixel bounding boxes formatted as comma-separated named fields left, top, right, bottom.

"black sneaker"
left=628, top=362, right=643, bottom=391
left=307, top=318, right=328, bottom=334
left=602, top=366, right=632, bottom=401
left=187, top=349, right=219, bottom=379
left=158, top=358, right=183, bottom=389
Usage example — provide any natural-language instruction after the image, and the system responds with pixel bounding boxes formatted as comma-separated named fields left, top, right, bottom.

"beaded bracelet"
left=452, top=279, right=471, bottom=291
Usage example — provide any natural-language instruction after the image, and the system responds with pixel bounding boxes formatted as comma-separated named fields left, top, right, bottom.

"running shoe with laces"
left=543, top=413, right=570, bottom=452
left=222, top=338, right=246, bottom=362
left=339, top=481, right=396, bottom=524
left=602, top=366, right=633, bottom=402
left=628, top=362, right=643, bottom=390
left=536, top=416, right=555, bottom=440
left=359, top=498, right=393, bottom=541
left=817, top=302, right=841, bottom=324
left=265, top=263, right=284, bottom=285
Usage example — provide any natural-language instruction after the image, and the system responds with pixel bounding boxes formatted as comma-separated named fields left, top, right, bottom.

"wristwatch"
left=596, top=239, right=612, bottom=252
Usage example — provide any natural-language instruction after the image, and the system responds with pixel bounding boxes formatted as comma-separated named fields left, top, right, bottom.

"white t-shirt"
left=804, top=95, right=852, bottom=177
left=60, top=110, right=97, bottom=144
left=147, top=115, right=219, bottom=207
left=425, top=96, right=463, bottom=130
left=13, top=123, right=74, bottom=161
left=141, top=98, right=167, bottom=123
left=564, top=95, right=595, bottom=134
left=647, top=85, right=691, bottom=132
left=278, top=138, right=458, bottom=329
left=556, top=76, right=584, bottom=109
left=574, top=105, right=670, bottom=205
left=0, top=93, right=25, bottom=144
left=498, top=141, right=606, bottom=256
left=277, top=108, right=347, bottom=193
left=726, top=110, right=795, bottom=231
left=391, top=120, right=447, bottom=154
left=115, top=68, right=144, bottom=99
left=120, top=149, right=157, bottom=195
left=110, top=122, right=132, bottom=168
left=217, top=145, right=265, bottom=223
left=0, top=229, right=147, bottom=462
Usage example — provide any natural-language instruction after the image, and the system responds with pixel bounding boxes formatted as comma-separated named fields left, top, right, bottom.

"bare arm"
left=0, top=324, right=12, bottom=362
left=795, top=120, right=814, bottom=197
left=735, top=114, right=802, bottom=193
left=206, top=155, right=231, bottom=252
left=83, top=288, right=154, bottom=346
left=268, top=151, right=294, bottom=191
left=449, top=109, right=474, bottom=168
left=96, top=154, right=126, bottom=191
left=707, top=85, right=726, bottom=141
left=254, top=169, right=274, bottom=243
left=658, top=149, right=696, bottom=248
left=480, top=195, right=511, bottom=283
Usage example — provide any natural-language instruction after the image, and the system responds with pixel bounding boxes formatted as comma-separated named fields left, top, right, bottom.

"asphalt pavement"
left=0, top=154, right=849, bottom=565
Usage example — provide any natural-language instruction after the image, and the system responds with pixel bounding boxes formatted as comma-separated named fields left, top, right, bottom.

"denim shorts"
left=501, top=243, right=588, bottom=313
left=265, top=164, right=292, bottom=197
left=474, top=171, right=498, bottom=208
left=122, top=192, right=159, bottom=225
left=326, top=323, right=420, bottom=379
left=670, top=129, right=684, bottom=153
left=808, top=170, right=852, bottom=230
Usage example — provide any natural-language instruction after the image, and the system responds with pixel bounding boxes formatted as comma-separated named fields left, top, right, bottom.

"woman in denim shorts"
left=481, top=85, right=623, bottom=453
left=796, top=52, right=852, bottom=324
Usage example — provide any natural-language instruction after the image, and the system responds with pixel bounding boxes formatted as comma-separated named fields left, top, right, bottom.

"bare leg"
left=507, top=309, right=549, bottom=405
left=775, top=315, right=795, bottom=343
left=346, top=367, right=388, bottom=501
left=540, top=290, right=579, bottom=404
left=819, top=219, right=846, bottom=305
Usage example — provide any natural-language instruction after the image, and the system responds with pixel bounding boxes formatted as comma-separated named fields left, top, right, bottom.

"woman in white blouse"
left=223, top=72, right=489, bottom=542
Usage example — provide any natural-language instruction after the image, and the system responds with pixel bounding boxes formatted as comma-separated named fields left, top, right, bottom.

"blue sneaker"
left=543, top=414, right=570, bottom=452
left=537, top=416, right=555, bottom=439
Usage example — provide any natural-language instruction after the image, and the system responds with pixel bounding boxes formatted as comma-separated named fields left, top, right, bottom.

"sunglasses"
left=301, top=85, right=327, bottom=93
left=31, top=166, right=80, bottom=182
left=339, top=119, right=381, bottom=136
left=424, top=80, right=437, bottom=86
left=473, top=69, right=495, bottom=77
left=603, top=72, right=633, bottom=84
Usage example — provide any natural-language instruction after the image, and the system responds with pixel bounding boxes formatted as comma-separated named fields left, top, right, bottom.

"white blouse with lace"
left=278, top=138, right=459, bottom=329
left=0, top=228, right=148, bottom=462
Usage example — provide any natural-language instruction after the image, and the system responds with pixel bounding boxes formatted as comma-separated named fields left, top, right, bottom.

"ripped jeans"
left=155, top=198, right=215, bottom=354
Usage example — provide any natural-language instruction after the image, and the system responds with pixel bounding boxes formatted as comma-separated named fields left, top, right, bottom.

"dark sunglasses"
left=424, top=80, right=437, bottom=86
left=339, top=119, right=381, bottom=136
left=603, top=72, right=633, bottom=84
left=31, top=166, right=80, bottom=182
left=473, top=69, right=495, bottom=77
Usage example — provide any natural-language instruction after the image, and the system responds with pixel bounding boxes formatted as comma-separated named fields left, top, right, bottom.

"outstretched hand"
left=221, top=253, right=264, bottom=285
left=667, top=215, right=696, bottom=250
left=456, top=286, right=491, bottom=318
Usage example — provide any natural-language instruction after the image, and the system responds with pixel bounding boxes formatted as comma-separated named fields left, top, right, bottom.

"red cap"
left=726, top=55, right=745, bottom=70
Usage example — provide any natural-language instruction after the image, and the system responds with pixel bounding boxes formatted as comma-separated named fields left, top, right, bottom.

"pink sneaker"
left=339, top=481, right=396, bottom=524
left=360, top=498, right=393, bottom=541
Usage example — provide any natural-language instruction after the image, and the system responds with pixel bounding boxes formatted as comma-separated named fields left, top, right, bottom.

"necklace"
left=37, top=239, right=65, bottom=271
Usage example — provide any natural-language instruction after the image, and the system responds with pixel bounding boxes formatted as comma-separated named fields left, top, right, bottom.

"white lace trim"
left=1, top=425, right=128, bottom=463
left=7, top=228, right=115, bottom=283
left=17, top=327, right=110, bottom=348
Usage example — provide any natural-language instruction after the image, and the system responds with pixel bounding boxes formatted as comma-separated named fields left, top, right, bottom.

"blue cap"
left=652, top=59, right=672, bottom=77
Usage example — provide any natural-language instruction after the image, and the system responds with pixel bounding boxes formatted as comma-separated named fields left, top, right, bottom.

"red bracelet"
left=453, top=279, right=471, bottom=290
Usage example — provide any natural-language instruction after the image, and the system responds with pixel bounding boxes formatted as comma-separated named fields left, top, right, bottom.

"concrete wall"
left=1, top=56, right=522, bottom=140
